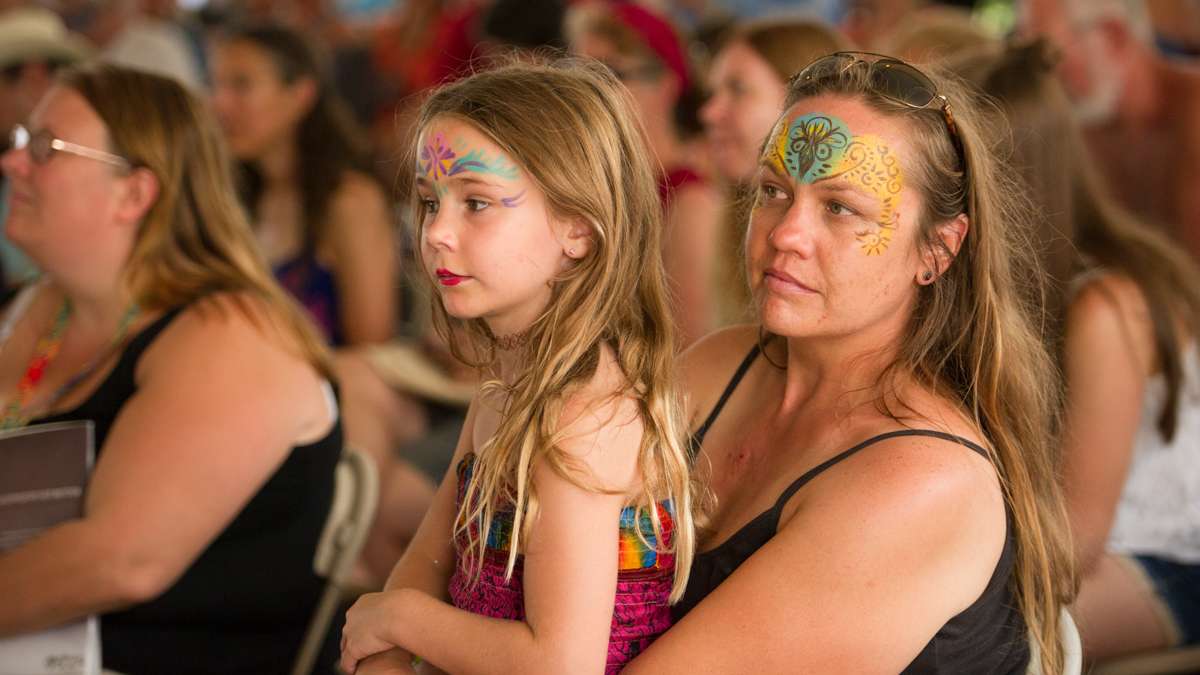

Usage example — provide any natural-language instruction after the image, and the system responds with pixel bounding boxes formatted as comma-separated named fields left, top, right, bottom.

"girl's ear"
left=558, top=216, right=595, bottom=259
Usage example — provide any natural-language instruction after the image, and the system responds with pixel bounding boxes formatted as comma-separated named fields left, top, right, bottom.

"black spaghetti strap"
left=689, top=345, right=760, bottom=456
left=123, top=306, right=186, bottom=355
left=772, top=429, right=991, bottom=512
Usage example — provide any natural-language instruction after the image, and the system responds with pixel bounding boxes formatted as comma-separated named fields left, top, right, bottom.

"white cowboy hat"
left=0, top=7, right=92, bottom=71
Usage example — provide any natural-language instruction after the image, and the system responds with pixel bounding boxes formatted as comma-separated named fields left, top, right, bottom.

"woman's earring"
left=922, top=271, right=934, bottom=282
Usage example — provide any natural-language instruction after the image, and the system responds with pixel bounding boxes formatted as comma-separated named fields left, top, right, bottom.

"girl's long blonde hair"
left=63, top=64, right=332, bottom=376
left=784, top=61, right=1075, bottom=671
left=406, top=58, right=695, bottom=600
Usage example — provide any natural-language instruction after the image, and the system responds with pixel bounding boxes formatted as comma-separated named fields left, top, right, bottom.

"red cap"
left=608, top=1, right=690, bottom=94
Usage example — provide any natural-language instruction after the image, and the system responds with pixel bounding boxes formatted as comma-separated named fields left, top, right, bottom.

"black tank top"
left=675, top=347, right=1030, bottom=673
left=34, top=307, right=343, bottom=675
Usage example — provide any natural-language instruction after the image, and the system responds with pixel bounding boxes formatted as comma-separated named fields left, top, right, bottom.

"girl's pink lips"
left=435, top=268, right=470, bottom=287
left=764, top=267, right=818, bottom=294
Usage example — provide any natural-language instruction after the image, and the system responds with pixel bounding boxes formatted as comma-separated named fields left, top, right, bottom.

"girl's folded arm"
left=354, top=391, right=644, bottom=675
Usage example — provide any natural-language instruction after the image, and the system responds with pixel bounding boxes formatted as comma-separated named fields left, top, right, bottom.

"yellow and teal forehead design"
left=763, top=112, right=904, bottom=256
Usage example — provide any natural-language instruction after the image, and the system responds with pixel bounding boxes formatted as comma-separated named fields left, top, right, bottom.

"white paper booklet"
left=0, top=421, right=99, bottom=675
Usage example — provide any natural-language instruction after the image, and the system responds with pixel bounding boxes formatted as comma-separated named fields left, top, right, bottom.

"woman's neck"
left=256, top=136, right=298, bottom=188
left=52, top=278, right=135, bottom=339
left=773, top=327, right=904, bottom=419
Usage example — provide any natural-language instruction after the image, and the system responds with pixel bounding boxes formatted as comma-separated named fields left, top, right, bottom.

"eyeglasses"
left=792, top=52, right=963, bottom=161
left=8, top=124, right=132, bottom=170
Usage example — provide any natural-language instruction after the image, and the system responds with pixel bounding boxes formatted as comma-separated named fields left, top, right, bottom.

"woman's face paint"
left=764, top=112, right=903, bottom=255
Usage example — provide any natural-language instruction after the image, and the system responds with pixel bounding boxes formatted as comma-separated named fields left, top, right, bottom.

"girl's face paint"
left=763, top=112, right=902, bottom=255
left=500, top=189, right=527, bottom=208
left=418, top=132, right=520, bottom=197
left=415, top=119, right=573, bottom=335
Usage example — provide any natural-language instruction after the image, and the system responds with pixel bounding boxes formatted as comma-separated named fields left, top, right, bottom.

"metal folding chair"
left=291, top=447, right=379, bottom=675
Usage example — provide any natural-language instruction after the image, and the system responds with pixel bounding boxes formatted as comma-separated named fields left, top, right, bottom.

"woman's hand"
left=340, top=590, right=409, bottom=673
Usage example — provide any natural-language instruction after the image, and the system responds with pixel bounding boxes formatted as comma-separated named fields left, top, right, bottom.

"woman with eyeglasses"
left=566, top=0, right=721, bottom=347
left=623, top=53, right=1076, bottom=674
left=957, top=40, right=1200, bottom=664
left=0, top=64, right=342, bottom=674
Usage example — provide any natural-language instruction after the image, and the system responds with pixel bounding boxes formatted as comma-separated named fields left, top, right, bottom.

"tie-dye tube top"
left=447, top=452, right=675, bottom=673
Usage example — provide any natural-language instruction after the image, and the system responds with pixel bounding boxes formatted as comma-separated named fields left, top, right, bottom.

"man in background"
left=1023, top=0, right=1200, bottom=260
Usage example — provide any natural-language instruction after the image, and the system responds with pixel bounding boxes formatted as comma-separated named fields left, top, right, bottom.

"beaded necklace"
left=0, top=299, right=140, bottom=430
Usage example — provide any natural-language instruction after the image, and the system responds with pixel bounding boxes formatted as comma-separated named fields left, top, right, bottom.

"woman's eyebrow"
left=758, top=161, right=788, bottom=181
left=813, top=177, right=874, bottom=196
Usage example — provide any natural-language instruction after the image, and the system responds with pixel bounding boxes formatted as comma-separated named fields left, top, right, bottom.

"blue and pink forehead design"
left=418, top=132, right=519, bottom=187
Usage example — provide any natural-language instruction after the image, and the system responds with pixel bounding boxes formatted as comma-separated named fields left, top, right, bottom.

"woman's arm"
left=624, top=433, right=1007, bottom=674
left=0, top=296, right=331, bottom=635
left=344, top=385, right=644, bottom=675
left=664, top=183, right=721, bottom=347
left=1060, top=276, right=1154, bottom=574
left=327, top=171, right=399, bottom=345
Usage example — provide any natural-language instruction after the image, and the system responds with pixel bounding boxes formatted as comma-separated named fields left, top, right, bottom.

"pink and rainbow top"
left=447, top=452, right=676, bottom=673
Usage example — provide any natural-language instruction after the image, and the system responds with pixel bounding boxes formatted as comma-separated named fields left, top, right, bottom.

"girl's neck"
left=492, top=326, right=534, bottom=386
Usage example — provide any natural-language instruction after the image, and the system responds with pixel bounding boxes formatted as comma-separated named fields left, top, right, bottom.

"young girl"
left=339, top=58, right=696, bottom=675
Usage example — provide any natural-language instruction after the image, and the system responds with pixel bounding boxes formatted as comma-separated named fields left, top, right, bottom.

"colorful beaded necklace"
left=0, top=299, right=140, bottom=430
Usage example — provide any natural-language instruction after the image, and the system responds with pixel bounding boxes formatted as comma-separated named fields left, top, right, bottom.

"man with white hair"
left=1023, top=0, right=1200, bottom=260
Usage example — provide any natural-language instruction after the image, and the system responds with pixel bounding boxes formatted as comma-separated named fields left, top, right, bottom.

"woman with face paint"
left=622, top=53, right=1076, bottom=674
left=338, top=59, right=696, bottom=675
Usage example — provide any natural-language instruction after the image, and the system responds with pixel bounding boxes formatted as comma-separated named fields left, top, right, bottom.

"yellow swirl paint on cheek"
left=828, top=135, right=903, bottom=256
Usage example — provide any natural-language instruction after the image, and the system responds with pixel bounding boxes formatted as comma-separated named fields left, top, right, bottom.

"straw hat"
left=0, top=7, right=92, bottom=70
left=365, top=340, right=476, bottom=407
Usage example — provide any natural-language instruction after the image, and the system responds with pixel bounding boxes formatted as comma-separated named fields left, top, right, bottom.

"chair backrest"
left=1027, top=607, right=1083, bottom=675
left=291, top=447, right=379, bottom=675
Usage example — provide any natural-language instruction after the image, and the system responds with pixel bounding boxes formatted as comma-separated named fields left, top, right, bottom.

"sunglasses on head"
left=791, top=52, right=964, bottom=162
left=8, top=124, right=132, bottom=170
